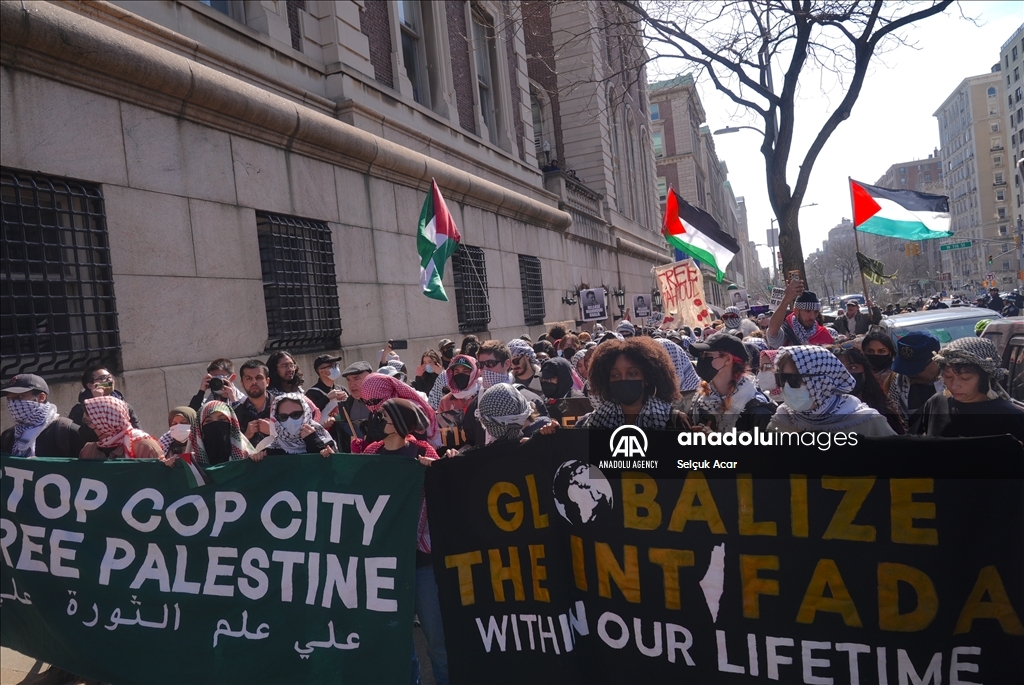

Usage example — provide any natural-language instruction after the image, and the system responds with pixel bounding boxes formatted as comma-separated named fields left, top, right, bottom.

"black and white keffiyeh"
left=774, top=345, right=879, bottom=429
left=655, top=338, right=700, bottom=392
left=478, top=384, right=533, bottom=443
left=578, top=396, right=674, bottom=429
left=933, top=337, right=1009, bottom=399
left=507, top=338, right=537, bottom=363
left=723, top=306, right=742, bottom=330
left=255, top=393, right=335, bottom=454
left=6, top=399, right=59, bottom=456
left=787, top=313, right=821, bottom=344
left=690, top=375, right=767, bottom=432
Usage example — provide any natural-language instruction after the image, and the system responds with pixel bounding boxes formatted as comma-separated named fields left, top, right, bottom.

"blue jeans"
left=415, top=564, right=449, bottom=685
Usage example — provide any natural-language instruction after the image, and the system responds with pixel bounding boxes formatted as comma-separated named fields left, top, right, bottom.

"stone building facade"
left=1000, top=23, right=1024, bottom=288
left=0, top=0, right=668, bottom=433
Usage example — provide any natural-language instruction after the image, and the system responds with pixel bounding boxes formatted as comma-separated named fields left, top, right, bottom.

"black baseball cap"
left=341, top=361, right=373, bottom=377
left=690, top=332, right=749, bottom=363
left=313, top=355, right=343, bottom=371
left=2, top=374, right=49, bottom=395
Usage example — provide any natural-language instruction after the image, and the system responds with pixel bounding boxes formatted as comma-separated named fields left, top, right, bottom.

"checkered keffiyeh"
left=478, top=384, right=532, bottom=443
left=190, top=401, right=254, bottom=465
left=655, top=338, right=700, bottom=392
left=723, top=306, right=742, bottom=330
left=360, top=374, right=438, bottom=440
left=507, top=338, right=536, bottom=363
left=933, top=337, right=1008, bottom=383
left=744, top=337, right=769, bottom=353
left=254, top=393, right=335, bottom=454
left=578, top=396, right=674, bottom=429
left=84, top=396, right=154, bottom=458
left=6, top=398, right=59, bottom=456
left=775, top=346, right=878, bottom=428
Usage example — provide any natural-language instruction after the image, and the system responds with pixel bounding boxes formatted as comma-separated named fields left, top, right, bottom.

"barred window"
left=518, top=255, right=545, bottom=325
left=451, top=244, right=490, bottom=333
left=1, top=169, right=120, bottom=380
left=256, top=212, right=342, bottom=352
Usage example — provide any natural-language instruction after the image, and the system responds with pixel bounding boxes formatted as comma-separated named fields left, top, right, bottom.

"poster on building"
left=653, top=259, right=711, bottom=329
left=0, top=454, right=424, bottom=685
left=729, top=288, right=749, bottom=311
left=580, top=288, right=608, bottom=322
left=632, top=295, right=652, bottom=319
left=426, top=430, right=1024, bottom=685
left=769, top=287, right=786, bottom=309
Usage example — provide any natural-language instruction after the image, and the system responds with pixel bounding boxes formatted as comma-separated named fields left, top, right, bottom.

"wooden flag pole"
left=849, top=177, right=872, bottom=306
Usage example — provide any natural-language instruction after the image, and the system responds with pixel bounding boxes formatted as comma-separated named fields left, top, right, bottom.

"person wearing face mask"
left=861, top=330, right=897, bottom=394
left=558, top=333, right=582, bottom=362
left=689, top=333, right=775, bottom=433
left=189, top=401, right=258, bottom=465
left=305, top=355, right=348, bottom=447
left=456, top=340, right=546, bottom=447
left=436, top=355, right=479, bottom=450
left=413, top=349, right=444, bottom=394
left=187, top=358, right=242, bottom=412
left=757, top=350, right=784, bottom=402
left=766, top=346, right=896, bottom=435
left=157, top=406, right=198, bottom=459
left=68, top=364, right=140, bottom=441
left=831, top=345, right=905, bottom=434
left=253, top=394, right=336, bottom=458
left=539, top=357, right=592, bottom=426
left=654, top=338, right=701, bottom=415
left=576, top=338, right=691, bottom=429
left=79, top=396, right=167, bottom=461
left=721, top=306, right=743, bottom=332
left=1, top=374, right=84, bottom=458
left=475, top=383, right=555, bottom=446
left=353, top=373, right=440, bottom=452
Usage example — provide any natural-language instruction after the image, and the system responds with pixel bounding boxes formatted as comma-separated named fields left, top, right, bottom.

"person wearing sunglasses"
left=507, top=338, right=543, bottom=393
left=721, top=306, right=743, bottom=332
left=831, top=346, right=905, bottom=435
left=766, top=346, right=896, bottom=435
left=67, top=363, right=141, bottom=442
left=252, top=393, right=336, bottom=458
left=689, top=333, right=775, bottom=433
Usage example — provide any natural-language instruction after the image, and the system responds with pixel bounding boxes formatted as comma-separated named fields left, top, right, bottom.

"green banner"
left=0, top=454, right=425, bottom=684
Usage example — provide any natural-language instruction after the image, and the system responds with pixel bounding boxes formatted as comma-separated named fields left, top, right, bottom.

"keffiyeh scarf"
left=84, top=396, right=153, bottom=458
left=255, top=393, right=335, bottom=454
left=774, top=346, right=879, bottom=429
left=933, top=337, right=1009, bottom=399
left=785, top=313, right=834, bottom=346
left=507, top=339, right=537, bottom=364
left=579, top=396, right=674, bottom=429
left=6, top=399, right=59, bottom=457
left=690, top=375, right=766, bottom=432
left=360, top=374, right=439, bottom=440
left=191, top=401, right=254, bottom=465
left=158, top=406, right=196, bottom=457
left=655, top=338, right=700, bottom=392
left=478, top=384, right=533, bottom=443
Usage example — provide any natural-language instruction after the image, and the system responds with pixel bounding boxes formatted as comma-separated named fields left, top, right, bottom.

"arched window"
left=987, top=86, right=997, bottom=98
left=530, top=84, right=552, bottom=167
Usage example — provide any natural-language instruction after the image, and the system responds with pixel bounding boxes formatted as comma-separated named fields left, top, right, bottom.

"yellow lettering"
left=890, top=478, right=937, bottom=545
left=822, top=477, right=876, bottom=542
left=445, top=551, right=483, bottom=606
left=739, top=554, right=779, bottom=619
left=796, top=559, right=863, bottom=627
left=524, top=475, right=549, bottom=529
left=622, top=472, right=662, bottom=530
left=487, top=482, right=523, bottom=532
left=878, top=562, right=938, bottom=632
left=791, top=474, right=808, bottom=538
left=488, top=547, right=525, bottom=602
left=667, top=472, right=727, bottom=534
left=955, top=566, right=1024, bottom=635
left=648, top=548, right=694, bottom=610
left=738, top=474, right=777, bottom=536
left=595, top=542, right=641, bottom=603
left=571, top=535, right=587, bottom=591
left=528, top=544, right=550, bottom=602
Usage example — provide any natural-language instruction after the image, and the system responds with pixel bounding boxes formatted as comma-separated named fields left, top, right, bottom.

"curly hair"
left=548, top=323, right=568, bottom=341
left=587, top=337, right=681, bottom=404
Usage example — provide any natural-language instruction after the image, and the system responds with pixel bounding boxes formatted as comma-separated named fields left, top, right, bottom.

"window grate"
left=518, top=255, right=545, bottom=325
left=1, top=168, right=121, bottom=380
left=452, top=244, right=490, bottom=333
left=256, top=211, right=342, bottom=352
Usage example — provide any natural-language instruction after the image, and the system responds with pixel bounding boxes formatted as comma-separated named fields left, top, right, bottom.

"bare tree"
left=618, top=0, right=955, bottom=279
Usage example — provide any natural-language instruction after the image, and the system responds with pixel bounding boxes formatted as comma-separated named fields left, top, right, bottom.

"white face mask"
left=425, top=365, right=435, bottom=374
left=757, top=371, right=777, bottom=392
left=281, top=417, right=304, bottom=435
left=782, top=384, right=814, bottom=412
left=168, top=423, right=191, bottom=443
left=328, top=366, right=342, bottom=380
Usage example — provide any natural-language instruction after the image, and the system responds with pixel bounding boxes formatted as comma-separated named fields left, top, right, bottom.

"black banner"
left=425, top=430, right=1024, bottom=684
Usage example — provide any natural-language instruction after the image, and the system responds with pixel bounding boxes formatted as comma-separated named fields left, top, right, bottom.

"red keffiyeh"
left=359, top=374, right=438, bottom=440
left=84, top=396, right=154, bottom=458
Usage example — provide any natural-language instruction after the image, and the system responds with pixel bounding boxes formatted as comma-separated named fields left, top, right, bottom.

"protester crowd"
left=2, top=274, right=1023, bottom=685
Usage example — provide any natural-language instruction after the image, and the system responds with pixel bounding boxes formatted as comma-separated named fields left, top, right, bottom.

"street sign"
left=939, top=241, right=972, bottom=251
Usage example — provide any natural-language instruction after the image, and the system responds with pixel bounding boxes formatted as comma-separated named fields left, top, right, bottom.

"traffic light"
left=988, top=255, right=994, bottom=265
left=905, top=243, right=912, bottom=256
left=913, top=243, right=920, bottom=256
left=1016, top=235, right=1021, bottom=248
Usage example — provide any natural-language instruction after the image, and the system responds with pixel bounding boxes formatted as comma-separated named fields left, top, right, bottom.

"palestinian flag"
left=662, top=189, right=739, bottom=282
left=179, top=452, right=212, bottom=488
left=417, top=179, right=462, bottom=301
left=850, top=179, right=952, bottom=240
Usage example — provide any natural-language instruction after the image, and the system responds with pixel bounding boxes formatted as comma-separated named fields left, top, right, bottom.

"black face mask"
left=363, top=412, right=388, bottom=442
left=541, top=376, right=572, bottom=400
left=562, top=348, right=578, bottom=360
left=695, top=357, right=721, bottom=383
left=851, top=372, right=865, bottom=394
left=865, top=353, right=892, bottom=372
left=451, top=374, right=471, bottom=390
left=203, top=422, right=232, bottom=465
left=609, top=379, right=645, bottom=405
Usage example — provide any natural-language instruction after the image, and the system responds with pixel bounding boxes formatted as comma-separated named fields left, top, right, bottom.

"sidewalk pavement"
left=1, top=647, right=45, bottom=685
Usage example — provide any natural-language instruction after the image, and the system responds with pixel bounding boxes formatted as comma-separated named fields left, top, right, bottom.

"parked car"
left=981, top=317, right=1024, bottom=402
left=876, top=307, right=1002, bottom=348
left=839, top=294, right=866, bottom=308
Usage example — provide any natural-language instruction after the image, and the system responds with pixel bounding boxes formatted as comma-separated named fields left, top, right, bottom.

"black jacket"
left=1, top=418, right=85, bottom=458
left=67, top=389, right=139, bottom=442
left=233, top=390, right=277, bottom=445
left=832, top=306, right=882, bottom=336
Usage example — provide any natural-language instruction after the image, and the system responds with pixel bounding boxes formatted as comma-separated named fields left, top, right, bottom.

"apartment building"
left=1000, top=23, right=1024, bottom=289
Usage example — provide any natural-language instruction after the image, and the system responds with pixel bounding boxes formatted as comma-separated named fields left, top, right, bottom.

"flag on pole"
left=662, top=189, right=739, bottom=282
left=850, top=179, right=952, bottom=240
left=417, top=179, right=462, bottom=301
left=856, top=251, right=897, bottom=286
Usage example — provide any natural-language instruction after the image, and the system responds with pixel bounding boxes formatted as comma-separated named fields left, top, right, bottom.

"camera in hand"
left=209, top=377, right=228, bottom=392
left=390, top=339, right=409, bottom=350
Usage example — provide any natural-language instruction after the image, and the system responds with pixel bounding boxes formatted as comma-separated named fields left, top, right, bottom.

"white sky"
left=659, top=2, right=1023, bottom=270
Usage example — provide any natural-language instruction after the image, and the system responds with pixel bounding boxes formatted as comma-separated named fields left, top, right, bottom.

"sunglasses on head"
left=276, top=410, right=304, bottom=421
left=775, top=372, right=824, bottom=389
left=478, top=359, right=505, bottom=369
